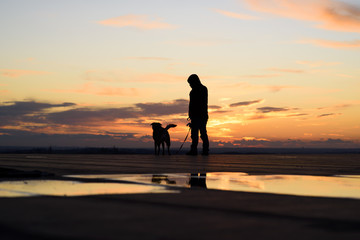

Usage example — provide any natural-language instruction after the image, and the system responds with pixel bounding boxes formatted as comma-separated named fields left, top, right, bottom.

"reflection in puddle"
left=68, top=173, right=360, bottom=200
left=0, top=180, right=177, bottom=198
left=206, top=173, right=360, bottom=199
left=67, top=173, right=192, bottom=188
left=1, top=173, right=360, bottom=199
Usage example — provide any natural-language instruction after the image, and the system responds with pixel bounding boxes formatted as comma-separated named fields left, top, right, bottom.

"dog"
left=150, top=122, right=177, bottom=155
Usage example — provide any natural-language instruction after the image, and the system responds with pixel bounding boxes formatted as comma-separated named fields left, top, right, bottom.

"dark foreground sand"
left=1, top=154, right=360, bottom=240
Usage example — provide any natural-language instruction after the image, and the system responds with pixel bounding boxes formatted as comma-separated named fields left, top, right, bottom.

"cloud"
left=0, top=99, right=189, bottom=129
left=296, top=60, right=341, bottom=67
left=82, top=70, right=124, bottom=82
left=209, top=105, right=222, bottom=109
left=240, top=74, right=280, bottom=79
left=126, top=57, right=172, bottom=61
left=135, top=99, right=188, bottom=116
left=46, top=107, right=141, bottom=126
left=211, top=110, right=233, bottom=115
left=299, top=39, right=360, bottom=48
left=135, top=73, right=184, bottom=83
left=230, top=99, right=264, bottom=107
left=316, top=101, right=360, bottom=111
left=247, top=114, right=269, bottom=120
left=0, top=101, right=76, bottom=126
left=257, top=106, right=290, bottom=113
left=97, top=15, right=176, bottom=30
left=247, top=111, right=307, bottom=120
left=165, top=39, right=232, bottom=47
left=0, top=84, right=9, bottom=94
left=268, top=85, right=295, bottom=93
left=224, top=82, right=296, bottom=93
left=82, top=70, right=184, bottom=83
left=336, top=74, right=354, bottom=78
left=213, top=8, right=259, bottom=20
left=317, top=113, right=339, bottom=118
left=0, top=101, right=75, bottom=116
left=96, top=87, right=140, bottom=96
left=244, top=0, right=360, bottom=32
left=267, top=68, right=305, bottom=73
left=0, top=69, right=50, bottom=78
left=47, top=99, right=188, bottom=126
left=287, top=113, right=309, bottom=117
left=46, top=82, right=143, bottom=97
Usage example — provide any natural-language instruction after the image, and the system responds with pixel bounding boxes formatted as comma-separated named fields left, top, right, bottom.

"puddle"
left=1, top=172, right=360, bottom=199
left=68, top=172, right=360, bottom=200
left=0, top=180, right=177, bottom=198
left=67, top=173, right=193, bottom=188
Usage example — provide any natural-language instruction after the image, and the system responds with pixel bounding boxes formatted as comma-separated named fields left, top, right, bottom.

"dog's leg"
left=167, top=144, right=171, bottom=155
left=155, top=143, right=160, bottom=155
left=162, top=142, right=165, bottom=155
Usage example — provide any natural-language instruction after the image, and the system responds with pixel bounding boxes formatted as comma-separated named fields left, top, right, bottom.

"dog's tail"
left=165, top=124, right=177, bottom=130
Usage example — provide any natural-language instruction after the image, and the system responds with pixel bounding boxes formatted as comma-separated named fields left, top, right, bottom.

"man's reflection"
left=189, top=173, right=207, bottom=189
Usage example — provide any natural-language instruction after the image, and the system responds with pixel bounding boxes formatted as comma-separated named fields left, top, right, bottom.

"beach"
left=1, top=153, right=360, bottom=239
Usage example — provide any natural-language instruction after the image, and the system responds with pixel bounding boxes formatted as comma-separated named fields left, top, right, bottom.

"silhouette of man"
left=187, top=74, right=209, bottom=156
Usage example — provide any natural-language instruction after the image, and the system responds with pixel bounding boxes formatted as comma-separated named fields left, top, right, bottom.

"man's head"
left=187, top=74, right=201, bottom=88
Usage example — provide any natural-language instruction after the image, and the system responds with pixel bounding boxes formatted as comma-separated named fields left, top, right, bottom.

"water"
left=0, top=180, right=177, bottom=197
left=1, top=172, right=360, bottom=199
left=68, top=172, right=360, bottom=199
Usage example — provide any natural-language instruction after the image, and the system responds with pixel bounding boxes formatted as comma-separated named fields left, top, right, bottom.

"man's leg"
left=187, top=120, right=199, bottom=155
left=199, top=120, right=209, bottom=155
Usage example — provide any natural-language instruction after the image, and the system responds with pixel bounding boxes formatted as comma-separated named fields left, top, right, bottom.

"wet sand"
left=1, top=154, right=360, bottom=239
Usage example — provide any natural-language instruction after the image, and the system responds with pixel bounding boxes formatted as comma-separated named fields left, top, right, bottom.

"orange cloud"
left=240, top=74, right=280, bottom=78
left=317, top=113, right=341, bottom=118
left=97, top=15, right=176, bottom=30
left=336, top=74, right=354, bottom=78
left=82, top=70, right=184, bottom=83
left=126, top=57, right=172, bottom=61
left=45, top=82, right=144, bottom=97
left=230, top=99, right=264, bottom=107
left=0, top=69, right=50, bottom=78
left=296, top=60, right=341, bottom=67
left=267, top=68, right=305, bottom=73
left=213, top=9, right=259, bottom=20
left=244, top=0, right=360, bottom=32
left=223, top=82, right=296, bottom=93
left=165, top=39, right=232, bottom=47
left=299, top=39, right=360, bottom=48
left=135, top=73, right=184, bottom=83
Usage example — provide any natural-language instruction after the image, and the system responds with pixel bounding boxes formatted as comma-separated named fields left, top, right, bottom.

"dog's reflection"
left=151, top=174, right=176, bottom=185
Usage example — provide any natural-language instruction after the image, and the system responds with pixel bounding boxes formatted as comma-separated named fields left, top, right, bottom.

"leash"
left=176, top=126, right=191, bottom=154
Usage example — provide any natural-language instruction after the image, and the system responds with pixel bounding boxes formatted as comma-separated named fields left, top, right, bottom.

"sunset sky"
left=1, top=0, right=360, bottom=148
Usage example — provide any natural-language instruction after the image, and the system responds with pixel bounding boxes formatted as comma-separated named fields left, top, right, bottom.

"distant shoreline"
left=0, top=146, right=359, bottom=154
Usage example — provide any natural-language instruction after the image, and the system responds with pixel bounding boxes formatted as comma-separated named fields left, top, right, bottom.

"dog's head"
left=150, top=122, right=162, bottom=130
